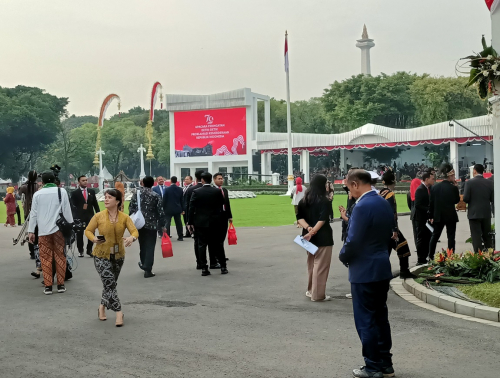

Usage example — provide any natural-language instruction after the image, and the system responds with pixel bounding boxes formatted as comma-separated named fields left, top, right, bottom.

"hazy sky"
left=0, top=0, right=493, bottom=116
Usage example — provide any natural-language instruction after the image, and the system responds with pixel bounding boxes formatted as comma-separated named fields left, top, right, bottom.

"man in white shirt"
left=28, top=172, right=74, bottom=295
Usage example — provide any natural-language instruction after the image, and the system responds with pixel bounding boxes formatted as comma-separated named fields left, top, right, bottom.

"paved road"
left=0, top=211, right=498, bottom=378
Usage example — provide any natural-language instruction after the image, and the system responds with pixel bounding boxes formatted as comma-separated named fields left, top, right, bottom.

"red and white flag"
left=486, top=0, right=500, bottom=13
left=284, top=32, right=289, bottom=73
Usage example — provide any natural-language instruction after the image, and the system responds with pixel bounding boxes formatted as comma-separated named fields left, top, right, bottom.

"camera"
left=50, top=164, right=61, bottom=178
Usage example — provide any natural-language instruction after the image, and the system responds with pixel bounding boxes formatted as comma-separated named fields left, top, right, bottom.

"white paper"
left=294, top=235, right=319, bottom=255
left=426, top=222, right=434, bottom=233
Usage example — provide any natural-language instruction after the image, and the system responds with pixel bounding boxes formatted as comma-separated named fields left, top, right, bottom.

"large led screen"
left=174, top=108, right=246, bottom=157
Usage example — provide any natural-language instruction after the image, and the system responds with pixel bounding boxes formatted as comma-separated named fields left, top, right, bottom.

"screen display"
left=174, top=108, right=246, bottom=158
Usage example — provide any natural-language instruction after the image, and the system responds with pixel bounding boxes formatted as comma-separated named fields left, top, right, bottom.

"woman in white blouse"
left=291, top=177, right=305, bottom=227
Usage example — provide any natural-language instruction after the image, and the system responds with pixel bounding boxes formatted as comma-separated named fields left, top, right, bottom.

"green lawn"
left=459, top=282, right=500, bottom=308
left=2, top=194, right=410, bottom=228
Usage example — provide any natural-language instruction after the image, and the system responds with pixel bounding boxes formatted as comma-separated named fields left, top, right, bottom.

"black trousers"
left=216, top=221, right=229, bottom=260
left=138, top=228, right=158, bottom=272
left=16, top=206, right=21, bottom=225
left=76, top=226, right=93, bottom=255
left=469, top=218, right=492, bottom=253
left=351, top=279, right=392, bottom=373
left=165, top=213, right=183, bottom=238
left=197, top=226, right=225, bottom=269
left=411, top=218, right=418, bottom=250
left=183, top=213, right=191, bottom=237
left=416, top=222, right=432, bottom=263
left=429, top=221, right=457, bottom=259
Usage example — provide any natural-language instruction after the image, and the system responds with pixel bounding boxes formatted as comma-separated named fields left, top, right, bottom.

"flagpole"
left=285, top=31, right=294, bottom=194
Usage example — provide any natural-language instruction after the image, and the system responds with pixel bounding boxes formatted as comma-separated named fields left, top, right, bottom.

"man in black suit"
left=70, top=175, right=100, bottom=257
left=187, top=172, right=227, bottom=276
left=182, top=175, right=194, bottom=238
left=464, top=164, right=494, bottom=253
left=413, top=171, right=435, bottom=265
left=153, top=176, right=167, bottom=237
left=184, top=170, right=205, bottom=269
left=213, top=173, right=233, bottom=261
left=163, top=176, right=184, bottom=241
left=429, top=164, right=460, bottom=259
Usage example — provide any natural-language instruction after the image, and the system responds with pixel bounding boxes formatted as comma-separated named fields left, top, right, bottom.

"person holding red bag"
left=213, top=173, right=233, bottom=260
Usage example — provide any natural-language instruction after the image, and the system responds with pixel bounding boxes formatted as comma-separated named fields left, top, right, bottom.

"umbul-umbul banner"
left=486, top=0, right=500, bottom=13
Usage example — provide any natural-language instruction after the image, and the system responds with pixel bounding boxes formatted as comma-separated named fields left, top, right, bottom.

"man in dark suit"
left=184, top=170, right=205, bottom=269
left=153, top=176, right=167, bottom=237
left=213, top=173, right=232, bottom=261
left=70, top=175, right=100, bottom=257
left=182, top=175, right=193, bottom=237
left=163, top=176, right=184, bottom=241
left=187, top=172, right=227, bottom=276
left=339, top=170, right=395, bottom=378
left=464, top=164, right=494, bottom=253
left=429, top=164, right=460, bottom=259
left=413, top=170, right=435, bottom=264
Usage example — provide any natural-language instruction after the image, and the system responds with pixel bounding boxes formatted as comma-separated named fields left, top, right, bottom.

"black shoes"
left=78, top=252, right=84, bottom=258
left=196, top=265, right=202, bottom=270
left=352, top=367, right=383, bottom=378
left=177, top=237, right=184, bottom=241
left=31, top=271, right=41, bottom=279
left=399, top=270, right=418, bottom=279
left=210, top=263, right=221, bottom=269
left=44, top=286, right=52, bottom=295
left=138, top=262, right=145, bottom=271
left=144, top=271, right=156, bottom=278
left=86, top=252, right=93, bottom=258
left=201, top=267, right=211, bottom=276
left=57, top=285, right=66, bottom=293
left=184, top=234, right=191, bottom=238
left=382, top=366, right=395, bottom=377
left=29, top=253, right=35, bottom=260
left=221, top=268, right=228, bottom=274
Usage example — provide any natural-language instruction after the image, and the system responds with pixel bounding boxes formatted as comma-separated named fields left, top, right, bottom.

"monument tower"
left=356, top=25, right=375, bottom=75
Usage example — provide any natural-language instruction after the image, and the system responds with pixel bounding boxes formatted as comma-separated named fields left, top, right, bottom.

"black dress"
left=296, top=197, right=334, bottom=247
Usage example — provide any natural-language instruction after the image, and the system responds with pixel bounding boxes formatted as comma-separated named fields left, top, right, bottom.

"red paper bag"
left=161, top=232, right=173, bottom=258
left=227, top=223, right=237, bottom=245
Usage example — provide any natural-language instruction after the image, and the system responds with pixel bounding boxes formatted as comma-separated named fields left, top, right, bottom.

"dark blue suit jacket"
left=163, top=185, right=184, bottom=215
left=339, top=190, right=394, bottom=284
left=152, top=185, right=166, bottom=199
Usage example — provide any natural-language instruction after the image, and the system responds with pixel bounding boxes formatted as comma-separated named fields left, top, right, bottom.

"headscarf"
left=295, top=177, right=303, bottom=193
left=6, top=187, right=14, bottom=194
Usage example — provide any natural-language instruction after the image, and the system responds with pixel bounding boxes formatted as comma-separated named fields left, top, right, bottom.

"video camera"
left=50, top=164, right=62, bottom=178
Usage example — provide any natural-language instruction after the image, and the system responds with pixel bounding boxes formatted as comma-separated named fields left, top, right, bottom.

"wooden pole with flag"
left=285, top=31, right=294, bottom=193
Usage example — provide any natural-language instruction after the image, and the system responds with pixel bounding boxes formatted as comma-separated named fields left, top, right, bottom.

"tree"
left=0, top=85, right=68, bottom=180
left=62, top=114, right=98, bottom=130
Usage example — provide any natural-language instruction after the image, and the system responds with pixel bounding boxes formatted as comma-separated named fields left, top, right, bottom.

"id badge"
left=114, top=244, right=119, bottom=253
left=83, top=204, right=88, bottom=210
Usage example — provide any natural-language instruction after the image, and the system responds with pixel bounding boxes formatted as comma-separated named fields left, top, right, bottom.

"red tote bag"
left=161, top=232, right=173, bottom=258
left=227, top=223, right=237, bottom=245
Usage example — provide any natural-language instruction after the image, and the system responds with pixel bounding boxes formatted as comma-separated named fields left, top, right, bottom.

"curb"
left=391, top=266, right=500, bottom=326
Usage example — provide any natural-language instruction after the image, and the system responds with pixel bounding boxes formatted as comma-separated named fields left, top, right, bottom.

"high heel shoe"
left=115, top=311, right=124, bottom=327
left=98, top=305, right=107, bottom=321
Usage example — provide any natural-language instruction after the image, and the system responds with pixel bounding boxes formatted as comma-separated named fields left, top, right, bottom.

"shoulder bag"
left=56, top=188, right=74, bottom=238
left=130, top=191, right=145, bottom=229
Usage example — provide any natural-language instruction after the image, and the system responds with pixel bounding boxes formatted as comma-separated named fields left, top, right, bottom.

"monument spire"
left=356, top=24, right=375, bottom=75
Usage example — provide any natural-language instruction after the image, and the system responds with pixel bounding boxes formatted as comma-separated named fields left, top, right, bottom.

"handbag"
left=161, top=232, right=173, bottom=258
left=56, top=188, right=74, bottom=238
left=227, top=223, right=237, bottom=245
left=130, top=191, right=145, bottom=230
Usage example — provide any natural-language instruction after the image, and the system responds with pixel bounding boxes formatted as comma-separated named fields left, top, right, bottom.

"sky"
left=0, top=0, right=493, bottom=117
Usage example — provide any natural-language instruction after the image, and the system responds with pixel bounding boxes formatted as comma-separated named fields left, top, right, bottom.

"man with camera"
left=28, top=171, right=74, bottom=295
left=71, top=175, right=100, bottom=257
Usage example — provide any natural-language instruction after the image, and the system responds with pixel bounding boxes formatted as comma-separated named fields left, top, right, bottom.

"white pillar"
left=207, top=161, right=214, bottom=175
left=300, top=150, right=310, bottom=184
left=356, top=25, right=375, bottom=75
left=340, top=149, right=346, bottom=173
left=486, top=142, right=494, bottom=171
left=264, top=99, right=271, bottom=133
left=227, top=166, right=233, bottom=185
left=261, top=152, right=271, bottom=179
left=449, top=141, right=459, bottom=179
left=138, top=144, right=146, bottom=179
left=97, top=148, right=105, bottom=192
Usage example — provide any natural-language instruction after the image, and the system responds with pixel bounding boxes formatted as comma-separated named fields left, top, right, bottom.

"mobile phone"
left=97, top=235, right=106, bottom=242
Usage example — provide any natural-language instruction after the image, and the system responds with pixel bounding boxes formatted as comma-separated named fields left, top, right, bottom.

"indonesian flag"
left=284, top=33, right=289, bottom=73
left=486, top=0, right=500, bottom=13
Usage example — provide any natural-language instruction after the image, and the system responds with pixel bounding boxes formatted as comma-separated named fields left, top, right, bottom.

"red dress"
left=3, top=193, right=16, bottom=226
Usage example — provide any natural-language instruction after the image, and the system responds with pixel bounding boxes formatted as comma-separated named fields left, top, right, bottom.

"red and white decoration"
left=284, top=33, right=289, bottom=73
left=486, top=0, right=500, bottom=13
left=150, top=81, right=163, bottom=122
left=98, top=94, right=121, bottom=128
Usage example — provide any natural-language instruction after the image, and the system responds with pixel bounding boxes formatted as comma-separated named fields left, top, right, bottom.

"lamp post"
left=138, top=144, right=146, bottom=179
left=97, top=148, right=105, bottom=191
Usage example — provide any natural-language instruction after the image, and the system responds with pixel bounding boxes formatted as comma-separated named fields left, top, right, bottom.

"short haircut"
left=106, top=189, right=123, bottom=209
left=195, top=170, right=204, bottom=181
left=78, top=175, right=86, bottom=182
left=41, top=172, right=56, bottom=184
left=422, top=171, right=434, bottom=181
left=143, top=176, right=154, bottom=188
left=474, top=164, right=484, bottom=174
left=170, top=176, right=178, bottom=184
left=213, top=172, right=224, bottom=179
left=346, top=169, right=371, bottom=185
left=201, top=172, right=212, bottom=184
left=186, top=175, right=193, bottom=180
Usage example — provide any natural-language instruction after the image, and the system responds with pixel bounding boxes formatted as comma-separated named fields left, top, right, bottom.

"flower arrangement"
left=426, top=249, right=500, bottom=283
left=460, top=36, right=499, bottom=99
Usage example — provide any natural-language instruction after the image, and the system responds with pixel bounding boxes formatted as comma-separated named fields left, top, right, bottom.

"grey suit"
left=463, top=175, right=494, bottom=252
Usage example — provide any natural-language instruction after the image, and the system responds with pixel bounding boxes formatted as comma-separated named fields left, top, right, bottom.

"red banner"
left=174, top=108, right=246, bottom=158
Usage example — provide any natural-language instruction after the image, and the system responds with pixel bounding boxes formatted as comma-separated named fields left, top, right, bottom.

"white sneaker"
left=305, top=291, right=312, bottom=298
left=311, top=295, right=331, bottom=302
left=346, top=293, right=352, bottom=299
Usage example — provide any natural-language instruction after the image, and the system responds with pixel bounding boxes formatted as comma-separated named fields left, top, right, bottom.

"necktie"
left=83, top=188, right=87, bottom=201
left=220, top=187, right=226, bottom=211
